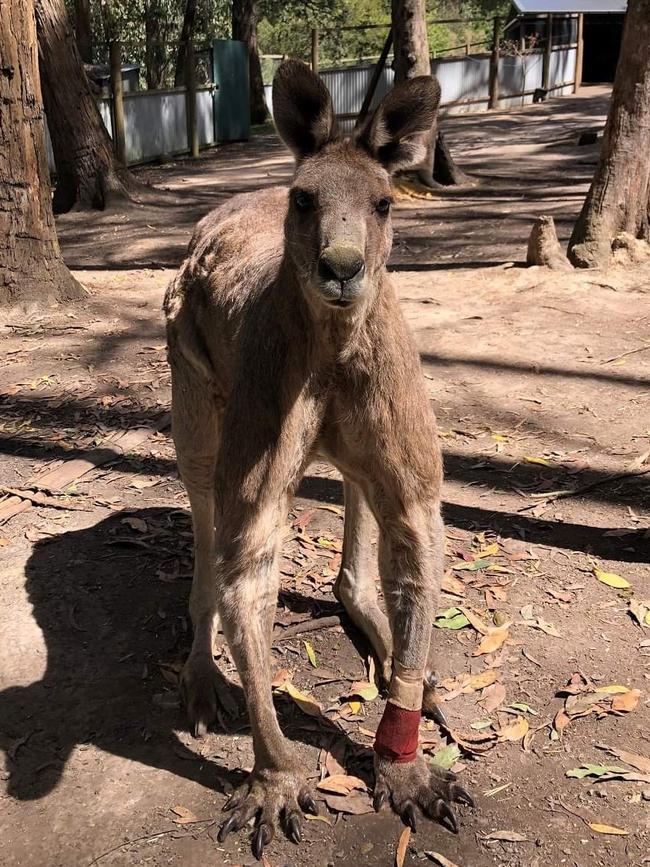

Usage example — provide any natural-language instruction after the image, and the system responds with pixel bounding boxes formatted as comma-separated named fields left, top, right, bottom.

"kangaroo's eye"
left=375, top=197, right=391, bottom=216
left=293, top=189, right=313, bottom=211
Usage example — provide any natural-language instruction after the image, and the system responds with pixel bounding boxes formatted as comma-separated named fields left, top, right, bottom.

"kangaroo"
left=164, top=59, right=473, bottom=859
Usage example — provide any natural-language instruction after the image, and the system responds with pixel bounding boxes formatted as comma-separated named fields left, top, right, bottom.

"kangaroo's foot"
left=218, top=766, right=317, bottom=860
left=180, top=652, right=239, bottom=737
left=373, top=754, right=474, bottom=834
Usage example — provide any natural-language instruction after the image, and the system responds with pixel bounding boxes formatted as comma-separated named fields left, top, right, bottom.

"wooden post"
left=574, top=13, right=584, bottom=92
left=356, top=27, right=393, bottom=127
left=109, top=39, right=126, bottom=164
left=465, top=39, right=471, bottom=55
left=488, top=16, right=501, bottom=110
left=542, top=13, right=553, bottom=91
left=185, top=40, right=199, bottom=158
left=311, top=28, right=319, bottom=73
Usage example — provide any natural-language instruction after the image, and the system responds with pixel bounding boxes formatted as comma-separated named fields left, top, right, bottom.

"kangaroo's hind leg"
left=171, top=355, right=238, bottom=735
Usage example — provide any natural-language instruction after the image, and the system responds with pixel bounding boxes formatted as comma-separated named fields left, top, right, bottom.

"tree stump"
left=527, top=216, right=573, bottom=271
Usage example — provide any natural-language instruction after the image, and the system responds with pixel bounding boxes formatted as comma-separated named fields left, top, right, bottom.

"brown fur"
left=164, top=60, right=467, bottom=855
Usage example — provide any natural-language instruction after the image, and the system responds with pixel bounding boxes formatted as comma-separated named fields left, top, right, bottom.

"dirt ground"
left=1, top=86, right=649, bottom=867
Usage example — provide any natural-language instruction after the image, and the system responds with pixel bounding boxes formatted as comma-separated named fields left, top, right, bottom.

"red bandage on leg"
left=374, top=701, right=420, bottom=763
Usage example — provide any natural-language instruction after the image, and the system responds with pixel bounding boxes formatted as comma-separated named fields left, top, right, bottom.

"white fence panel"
left=264, top=46, right=576, bottom=120
left=46, top=85, right=215, bottom=171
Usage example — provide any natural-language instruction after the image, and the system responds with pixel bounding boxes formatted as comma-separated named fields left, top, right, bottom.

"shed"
left=512, top=0, right=627, bottom=84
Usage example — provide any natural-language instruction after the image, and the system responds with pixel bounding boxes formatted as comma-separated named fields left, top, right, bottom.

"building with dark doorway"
left=512, top=0, right=627, bottom=84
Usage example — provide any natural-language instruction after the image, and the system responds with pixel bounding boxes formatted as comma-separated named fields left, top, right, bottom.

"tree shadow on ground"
left=0, top=508, right=372, bottom=804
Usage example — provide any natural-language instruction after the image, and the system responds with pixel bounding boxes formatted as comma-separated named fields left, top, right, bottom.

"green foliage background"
left=69, top=0, right=510, bottom=86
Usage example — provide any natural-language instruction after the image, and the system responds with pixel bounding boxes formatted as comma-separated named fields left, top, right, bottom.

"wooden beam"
left=488, top=17, right=501, bottom=110
left=311, top=28, right=319, bottom=73
left=109, top=39, right=126, bottom=164
left=574, top=13, right=584, bottom=92
left=355, top=27, right=393, bottom=127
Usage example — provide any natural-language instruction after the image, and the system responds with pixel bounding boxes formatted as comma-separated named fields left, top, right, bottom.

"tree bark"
left=73, top=0, right=92, bottom=63
left=568, top=0, right=650, bottom=268
left=391, top=0, right=469, bottom=188
left=232, top=0, right=268, bottom=125
left=0, top=0, right=84, bottom=307
left=174, top=0, right=197, bottom=88
left=144, top=2, right=166, bottom=90
left=35, top=0, right=132, bottom=212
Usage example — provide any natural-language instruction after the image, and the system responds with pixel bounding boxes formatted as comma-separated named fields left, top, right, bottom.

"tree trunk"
left=0, top=0, right=84, bottom=307
left=144, top=2, right=166, bottom=90
left=568, top=0, right=650, bottom=268
left=73, top=0, right=92, bottom=63
left=391, top=0, right=468, bottom=188
left=174, top=0, right=197, bottom=88
left=35, top=0, right=132, bottom=212
left=232, top=0, right=268, bottom=125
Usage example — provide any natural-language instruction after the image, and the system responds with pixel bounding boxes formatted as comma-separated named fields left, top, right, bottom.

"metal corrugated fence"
left=264, top=46, right=577, bottom=120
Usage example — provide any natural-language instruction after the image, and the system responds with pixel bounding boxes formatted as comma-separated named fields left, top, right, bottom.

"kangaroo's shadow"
left=0, top=507, right=369, bottom=803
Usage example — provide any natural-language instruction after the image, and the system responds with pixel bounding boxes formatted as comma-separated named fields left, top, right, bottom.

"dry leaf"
left=304, top=641, right=318, bottom=667
left=170, top=804, right=199, bottom=824
left=346, top=681, right=379, bottom=702
left=323, top=792, right=373, bottom=815
left=611, top=689, right=640, bottom=713
left=480, top=682, right=506, bottom=712
left=441, top=571, right=466, bottom=596
left=497, top=716, right=529, bottom=742
left=628, top=598, right=650, bottom=627
left=276, top=681, right=322, bottom=717
left=425, top=853, right=461, bottom=867
left=599, top=745, right=650, bottom=774
left=587, top=823, right=628, bottom=836
left=458, top=606, right=490, bottom=634
left=483, top=830, right=527, bottom=842
left=396, top=826, right=411, bottom=867
left=317, top=774, right=366, bottom=795
left=593, top=568, right=631, bottom=589
left=473, top=624, right=510, bottom=656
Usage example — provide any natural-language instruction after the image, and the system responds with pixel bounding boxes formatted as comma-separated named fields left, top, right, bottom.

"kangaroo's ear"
left=272, top=59, right=339, bottom=160
left=355, top=76, right=440, bottom=173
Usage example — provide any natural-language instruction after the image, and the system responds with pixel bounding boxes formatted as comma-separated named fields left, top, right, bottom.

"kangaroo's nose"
left=318, top=245, right=365, bottom=283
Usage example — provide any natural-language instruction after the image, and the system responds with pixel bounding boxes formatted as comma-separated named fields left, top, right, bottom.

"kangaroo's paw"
left=180, top=652, right=239, bottom=737
left=218, top=766, right=317, bottom=860
left=373, top=753, right=474, bottom=834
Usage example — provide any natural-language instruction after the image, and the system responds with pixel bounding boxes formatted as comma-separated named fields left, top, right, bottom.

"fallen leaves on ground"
left=275, top=681, right=323, bottom=717
left=170, top=805, right=200, bottom=824
left=566, top=763, right=628, bottom=779
left=496, top=715, right=529, bottom=742
left=553, top=673, right=641, bottom=737
left=343, top=681, right=379, bottom=702
left=322, top=792, right=373, bottom=815
left=430, top=743, right=462, bottom=770
left=303, top=640, right=318, bottom=667
left=316, top=774, right=366, bottom=795
left=628, top=598, right=650, bottom=627
left=425, top=853, right=461, bottom=867
left=593, top=567, right=631, bottom=589
left=587, top=823, right=629, bottom=836
left=434, top=607, right=471, bottom=630
left=473, top=623, right=510, bottom=656
left=395, top=826, right=411, bottom=867
left=597, top=744, right=650, bottom=774
left=482, top=830, right=528, bottom=842
left=519, top=604, right=561, bottom=637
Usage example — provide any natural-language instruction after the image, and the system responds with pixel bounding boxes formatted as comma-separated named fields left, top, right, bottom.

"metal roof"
left=513, top=0, right=626, bottom=12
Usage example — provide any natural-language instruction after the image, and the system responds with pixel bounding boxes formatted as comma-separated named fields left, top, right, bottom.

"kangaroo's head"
left=273, top=59, right=439, bottom=313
